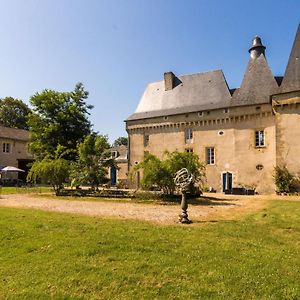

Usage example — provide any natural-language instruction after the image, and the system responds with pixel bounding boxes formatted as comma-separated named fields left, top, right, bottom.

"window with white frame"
left=111, top=150, right=118, bottom=158
left=2, top=143, right=11, bottom=153
left=185, top=148, right=193, bottom=153
left=185, top=128, right=193, bottom=144
left=255, top=130, right=265, bottom=147
left=206, top=147, right=215, bottom=165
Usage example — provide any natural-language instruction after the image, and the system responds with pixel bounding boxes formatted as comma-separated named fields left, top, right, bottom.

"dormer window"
left=111, top=151, right=118, bottom=158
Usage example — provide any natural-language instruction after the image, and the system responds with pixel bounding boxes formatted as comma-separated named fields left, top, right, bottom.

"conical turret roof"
left=232, top=36, right=278, bottom=105
left=280, top=23, right=300, bottom=92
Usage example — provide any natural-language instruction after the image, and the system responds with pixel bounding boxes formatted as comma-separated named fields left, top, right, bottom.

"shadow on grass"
left=191, top=219, right=238, bottom=224
left=32, top=192, right=237, bottom=207
left=159, top=195, right=236, bottom=207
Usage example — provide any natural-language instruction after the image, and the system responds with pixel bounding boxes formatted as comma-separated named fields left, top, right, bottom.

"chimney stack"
left=249, top=36, right=266, bottom=59
left=164, top=71, right=175, bottom=91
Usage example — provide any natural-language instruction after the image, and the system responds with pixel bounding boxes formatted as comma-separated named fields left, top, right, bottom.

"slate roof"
left=110, top=145, right=128, bottom=163
left=231, top=54, right=278, bottom=105
left=0, top=126, right=30, bottom=141
left=127, top=25, right=300, bottom=122
left=127, top=70, right=232, bottom=120
left=280, top=23, right=300, bottom=93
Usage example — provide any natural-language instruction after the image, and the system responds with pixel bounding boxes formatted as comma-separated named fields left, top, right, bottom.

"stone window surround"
left=206, top=147, right=215, bottom=165
left=255, top=129, right=265, bottom=148
left=185, top=148, right=193, bottom=153
left=185, top=128, right=193, bottom=144
left=2, top=142, right=12, bottom=154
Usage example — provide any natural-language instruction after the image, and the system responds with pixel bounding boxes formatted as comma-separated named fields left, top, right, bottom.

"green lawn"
left=0, top=200, right=299, bottom=299
left=0, top=186, right=52, bottom=195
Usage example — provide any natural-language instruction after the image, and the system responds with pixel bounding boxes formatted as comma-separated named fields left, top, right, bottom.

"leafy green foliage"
left=274, top=165, right=295, bottom=193
left=132, top=151, right=206, bottom=194
left=112, top=136, right=128, bottom=147
left=71, top=134, right=113, bottom=189
left=28, top=83, right=93, bottom=160
left=0, top=97, right=31, bottom=130
left=133, top=153, right=173, bottom=194
left=27, top=158, right=70, bottom=195
left=164, top=151, right=206, bottom=186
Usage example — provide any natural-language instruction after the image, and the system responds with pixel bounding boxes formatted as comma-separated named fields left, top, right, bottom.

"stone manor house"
left=0, top=126, right=33, bottom=183
left=125, top=24, right=300, bottom=194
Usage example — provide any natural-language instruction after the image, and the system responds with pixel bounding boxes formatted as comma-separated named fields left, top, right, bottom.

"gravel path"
left=0, top=193, right=270, bottom=225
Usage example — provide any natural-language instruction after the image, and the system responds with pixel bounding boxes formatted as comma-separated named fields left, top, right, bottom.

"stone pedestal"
left=178, top=191, right=192, bottom=224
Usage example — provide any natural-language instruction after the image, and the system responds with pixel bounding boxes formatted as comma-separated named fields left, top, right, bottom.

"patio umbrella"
left=1, top=166, right=25, bottom=172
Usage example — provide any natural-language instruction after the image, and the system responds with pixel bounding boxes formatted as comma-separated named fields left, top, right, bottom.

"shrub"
left=131, top=151, right=206, bottom=195
left=27, top=158, right=70, bottom=195
left=274, top=165, right=295, bottom=194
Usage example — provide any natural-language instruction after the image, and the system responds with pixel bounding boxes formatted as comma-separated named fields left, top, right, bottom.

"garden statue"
left=174, top=168, right=193, bottom=224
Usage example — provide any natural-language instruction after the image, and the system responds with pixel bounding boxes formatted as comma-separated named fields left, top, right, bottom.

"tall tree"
left=112, top=136, right=128, bottom=147
left=0, top=97, right=31, bottom=130
left=28, top=83, right=93, bottom=160
left=71, top=134, right=113, bottom=189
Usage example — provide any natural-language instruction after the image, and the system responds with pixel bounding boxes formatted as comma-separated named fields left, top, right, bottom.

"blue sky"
left=0, top=0, right=299, bottom=142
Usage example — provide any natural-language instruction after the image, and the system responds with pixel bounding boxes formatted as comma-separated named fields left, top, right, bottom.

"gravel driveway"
left=0, top=193, right=269, bottom=225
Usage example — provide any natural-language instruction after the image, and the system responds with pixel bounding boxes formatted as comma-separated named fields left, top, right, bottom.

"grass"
left=0, top=200, right=299, bottom=299
left=0, top=186, right=52, bottom=195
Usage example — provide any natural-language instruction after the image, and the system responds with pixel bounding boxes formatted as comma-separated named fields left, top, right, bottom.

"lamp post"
left=174, top=168, right=193, bottom=224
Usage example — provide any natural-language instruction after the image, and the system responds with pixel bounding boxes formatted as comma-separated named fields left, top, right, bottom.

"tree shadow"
left=191, top=219, right=239, bottom=224
left=189, top=196, right=236, bottom=206
left=160, top=195, right=237, bottom=206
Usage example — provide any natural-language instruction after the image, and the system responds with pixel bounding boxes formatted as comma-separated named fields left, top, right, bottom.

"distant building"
left=0, top=126, right=33, bottom=182
left=126, top=24, right=300, bottom=194
left=109, top=144, right=128, bottom=187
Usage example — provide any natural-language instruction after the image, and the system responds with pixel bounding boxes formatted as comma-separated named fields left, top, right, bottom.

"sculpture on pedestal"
left=174, top=168, right=193, bottom=224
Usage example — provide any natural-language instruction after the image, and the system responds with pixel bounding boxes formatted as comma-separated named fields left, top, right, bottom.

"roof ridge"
left=147, top=69, right=224, bottom=85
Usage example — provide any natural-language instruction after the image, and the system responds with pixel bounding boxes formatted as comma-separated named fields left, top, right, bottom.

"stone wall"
left=127, top=103, right=277, bottom=193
